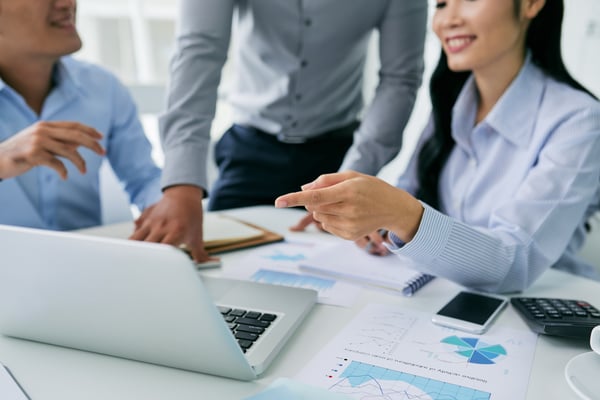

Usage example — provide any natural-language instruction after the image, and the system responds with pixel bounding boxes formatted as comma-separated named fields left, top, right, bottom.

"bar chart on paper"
left=227, top=241, right=359, bottom=306
left=251, top=269, right=336, bottom=292
left=327, top=359, right=491, bottom=400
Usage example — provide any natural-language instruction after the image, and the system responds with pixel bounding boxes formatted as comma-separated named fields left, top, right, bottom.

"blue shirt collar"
left=0, top=57, right=82, bottom=96
left=44, top=57, right=83, bottom=117
left=53, top=57, right=84, bottom=90
left=452, top=53, right=546, bottom=149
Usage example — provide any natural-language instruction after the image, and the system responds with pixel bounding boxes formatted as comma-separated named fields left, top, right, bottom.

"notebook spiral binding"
left=402, top=274, right=435, bottom=297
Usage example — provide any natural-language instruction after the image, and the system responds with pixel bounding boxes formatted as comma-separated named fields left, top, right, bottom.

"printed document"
left=225, top=240, right=358, bottom=307
left=296, top=303, right=538, bottom=400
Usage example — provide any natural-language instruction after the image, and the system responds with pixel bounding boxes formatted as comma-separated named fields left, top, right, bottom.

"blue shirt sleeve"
left=106, top=79, right=162, bottom=211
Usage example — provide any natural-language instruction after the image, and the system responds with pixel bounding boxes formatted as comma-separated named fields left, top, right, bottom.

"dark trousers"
left=207, top=123, right=357, bottom=211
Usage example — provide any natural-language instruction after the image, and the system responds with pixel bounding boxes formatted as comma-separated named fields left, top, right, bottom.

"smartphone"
left=432, top=291, right=508, bottom=334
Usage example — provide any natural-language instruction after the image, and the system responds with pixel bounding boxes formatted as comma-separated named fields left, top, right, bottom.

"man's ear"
left=522, top=0, right=546, bottom=20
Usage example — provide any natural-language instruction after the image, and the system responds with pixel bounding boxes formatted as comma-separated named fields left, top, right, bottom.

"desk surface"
left=1, top=206, right=598, bottom=400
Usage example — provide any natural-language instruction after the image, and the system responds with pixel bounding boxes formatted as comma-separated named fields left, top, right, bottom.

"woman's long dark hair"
left=415, top=0, right=594, bottom=210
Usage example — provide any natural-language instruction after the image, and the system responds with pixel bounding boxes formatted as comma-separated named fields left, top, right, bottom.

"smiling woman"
left=275, top=0, right=600, bottom=294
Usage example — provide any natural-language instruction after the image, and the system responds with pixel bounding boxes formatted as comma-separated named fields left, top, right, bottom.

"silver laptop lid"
left=0, top=225, right=259, bottom=380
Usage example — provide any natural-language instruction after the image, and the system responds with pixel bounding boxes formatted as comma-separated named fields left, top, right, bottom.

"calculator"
left=511, top=297, right=600, bottom=339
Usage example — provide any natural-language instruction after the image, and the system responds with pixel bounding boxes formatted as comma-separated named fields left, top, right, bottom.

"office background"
left=74, top=0, right=600, bottom=266
left=75, top=0, right=600, bottom=173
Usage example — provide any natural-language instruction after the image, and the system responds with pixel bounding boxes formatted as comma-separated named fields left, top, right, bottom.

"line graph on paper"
left=344, top=310, right=418, bottom=356
left=328, top=360, right=491, bottom=400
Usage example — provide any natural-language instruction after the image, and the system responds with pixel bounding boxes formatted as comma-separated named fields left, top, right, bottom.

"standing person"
left=275, top=0, right=600, bottom=293
left=0, top=0, right=162, bottom=231
left=131, top=0, right=427, bottom=262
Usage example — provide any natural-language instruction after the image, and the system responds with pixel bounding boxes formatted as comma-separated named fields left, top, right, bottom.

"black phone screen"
left=437, top=292, right=505, bottom=325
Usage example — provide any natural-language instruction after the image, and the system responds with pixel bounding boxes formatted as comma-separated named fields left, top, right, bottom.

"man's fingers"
left=43, top=140, right=88, bottom=173
left=43, top=123, right=105, bottom=156
left=41, top=156, right=69, bottom=180
left=53, top=129, right=105, bottom=156
left=45, top=121, right=104, bottom=139
left=191, top=247, right=213, bottom=264
left=129, top=223, right=151, bottom=241
left=144, top=228, right=169, bottom=244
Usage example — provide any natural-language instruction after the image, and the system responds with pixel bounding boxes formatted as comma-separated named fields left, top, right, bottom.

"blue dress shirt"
left=0, top=57, right=162, bottom=231
left=159, top=0, right=427, bottom=191
left=388, top=56, right=600, bottom=293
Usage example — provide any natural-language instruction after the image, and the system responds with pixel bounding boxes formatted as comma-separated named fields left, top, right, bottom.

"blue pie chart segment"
left=441, top=336, right=507, bottom=365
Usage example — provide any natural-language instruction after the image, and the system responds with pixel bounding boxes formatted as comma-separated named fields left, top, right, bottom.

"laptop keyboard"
left=217, top=306, right=277, bottom=353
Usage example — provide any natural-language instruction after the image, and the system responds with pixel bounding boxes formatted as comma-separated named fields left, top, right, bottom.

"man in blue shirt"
left=0, top=0, right=162, bottom=231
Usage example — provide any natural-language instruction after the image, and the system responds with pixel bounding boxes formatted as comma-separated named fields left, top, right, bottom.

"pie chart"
left=441, top=336, right=507, bottom=364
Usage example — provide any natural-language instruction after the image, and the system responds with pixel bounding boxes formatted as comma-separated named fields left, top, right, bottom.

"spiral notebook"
left=299, top=241, right=434, bottom=296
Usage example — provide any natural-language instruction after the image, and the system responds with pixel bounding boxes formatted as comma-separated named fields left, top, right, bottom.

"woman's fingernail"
left=275, top=199, right=288, bottom=208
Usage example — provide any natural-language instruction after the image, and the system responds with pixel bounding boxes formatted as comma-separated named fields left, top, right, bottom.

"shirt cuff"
left=384, top=231, right=406, bottom=250
left=386, top=202, right=454, bottom=263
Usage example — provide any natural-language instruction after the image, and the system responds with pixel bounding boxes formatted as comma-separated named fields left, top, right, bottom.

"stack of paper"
left=77, top=213, right=283, bottom=254
left=203, top=214, right=264, bottom=247
left=202, top=214, right=283, bottom=253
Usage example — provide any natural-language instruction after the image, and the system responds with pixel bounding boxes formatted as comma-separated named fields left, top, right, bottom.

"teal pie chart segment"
left=441, top=336, right=507, bottom=364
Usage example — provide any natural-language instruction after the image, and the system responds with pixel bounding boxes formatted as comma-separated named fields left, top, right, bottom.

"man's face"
left=0, top=0, right=82, bottom=59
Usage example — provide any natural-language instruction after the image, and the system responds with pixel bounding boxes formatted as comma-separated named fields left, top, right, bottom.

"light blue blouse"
left=0, top=57, right=162, bottom=231
left=389, top=56, right=600, bottom=293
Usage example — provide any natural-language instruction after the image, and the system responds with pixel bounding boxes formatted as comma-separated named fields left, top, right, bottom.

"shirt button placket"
left=458, top=157, right=478, bottom=219
left=42, top=172, right=58, bottom=229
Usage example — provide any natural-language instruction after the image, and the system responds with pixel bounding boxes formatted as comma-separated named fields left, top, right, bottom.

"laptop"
left=0, top=225, right=316, bottom=381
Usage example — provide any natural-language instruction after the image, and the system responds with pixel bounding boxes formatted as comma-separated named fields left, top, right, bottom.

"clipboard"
left=204, top=216, right=284, bottom=255
left=76, top=214, right=284, bottom=255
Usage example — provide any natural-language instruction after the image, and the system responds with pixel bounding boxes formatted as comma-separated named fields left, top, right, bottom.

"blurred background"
left=75, top=0, right=600, bottom=175
left=75, top=0, right=600, bottom=267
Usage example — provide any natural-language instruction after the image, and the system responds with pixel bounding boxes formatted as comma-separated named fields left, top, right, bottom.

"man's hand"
left=130, top=185, right=215, bottom=263
left=0, top=121, right=105, bottom=180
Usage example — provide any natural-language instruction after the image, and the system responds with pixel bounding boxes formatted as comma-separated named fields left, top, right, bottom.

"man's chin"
left=62, top=37, right=83, bottom=56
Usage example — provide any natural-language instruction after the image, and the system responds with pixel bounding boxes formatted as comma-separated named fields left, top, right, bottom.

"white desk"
left=1, top=206, right=598, bottom=399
